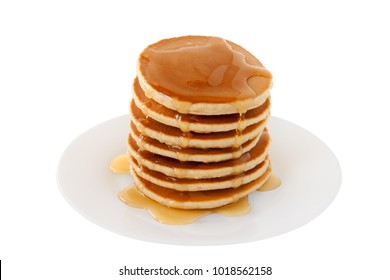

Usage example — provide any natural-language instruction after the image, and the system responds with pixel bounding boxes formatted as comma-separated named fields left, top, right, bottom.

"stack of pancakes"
left=128, top=36, right=273, bottom=209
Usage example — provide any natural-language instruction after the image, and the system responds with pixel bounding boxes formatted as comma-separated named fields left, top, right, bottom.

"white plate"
left=57, top=115, right=341, bottom=245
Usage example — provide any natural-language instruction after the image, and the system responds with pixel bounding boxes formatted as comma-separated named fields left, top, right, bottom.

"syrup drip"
left=175, top=114, right=191, bottom=133
left=175, top=149, right=190, bottom=162
left=136, top=133, right=146, bottom=150
left=171, top=98, right=193, bottom=115
left=178, top=132, right=192, bottom=148
left=232, top=145, right=244, bottom=159
left=237, top=113, right=247, bottom=131
left=232, top=130, right=243, bottom=148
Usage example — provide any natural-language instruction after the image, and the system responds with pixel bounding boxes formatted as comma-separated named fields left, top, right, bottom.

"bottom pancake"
left=130, top=165, right=272, bottom=209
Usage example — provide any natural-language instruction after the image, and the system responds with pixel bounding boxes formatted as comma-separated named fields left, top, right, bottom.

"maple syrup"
left=110, top=153, right=281, bottom=225
left=258, top=173, right=282, bottom=191
left=118, top=184, right=250, bottom=225
left=138, top=36, right=272, bottom=105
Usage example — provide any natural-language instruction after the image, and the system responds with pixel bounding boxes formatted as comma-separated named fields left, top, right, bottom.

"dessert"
left=111, top=35, right=280, bottom=223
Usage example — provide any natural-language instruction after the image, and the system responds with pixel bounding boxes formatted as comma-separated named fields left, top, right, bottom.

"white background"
left=1, top=0, right=389, bottom=279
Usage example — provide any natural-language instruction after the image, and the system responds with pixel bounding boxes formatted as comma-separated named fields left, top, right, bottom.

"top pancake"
left=137, top=35, right=272, bottom=115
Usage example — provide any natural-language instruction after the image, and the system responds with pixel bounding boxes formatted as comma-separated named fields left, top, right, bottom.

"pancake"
left=130, top=99, right=268, bottom=149
left=130, top=164, right=272, bottom=209
left=137, top=35, right=272, bottom=115
left=130, top=155, right=270, bottom=191
left=133, top=77, right=271, bottom=133
left=129, top=121, right=261, bottom=163
left=128, top=129, right=271, bottom=179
